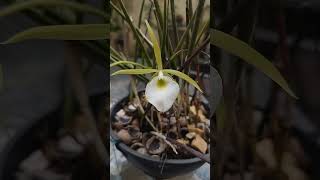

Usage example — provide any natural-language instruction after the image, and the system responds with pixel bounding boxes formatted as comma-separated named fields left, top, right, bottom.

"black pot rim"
left=110, top=91, right=210, bottom=165
left=116, top=141, right=210, bottom=164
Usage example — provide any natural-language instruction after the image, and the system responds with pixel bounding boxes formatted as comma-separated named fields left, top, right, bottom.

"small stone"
left=170, top=126, right=177, bottom=132
left=177, top=139, right=189, bottom=145
left=117, top=129, right=132, bottom=144
left=136, top=147, right=147, bottom=155
left=189, top=106, right=209, bottom=122
left=58, top=136, right=84, bottom=155
left=282, top=152, right=308, bottom=180
left=130, top=143, right=144, bottom=150
left=190, top=106, right=197, bottom=115
left=119, top=115, right=132, bottom=125
left=191, top=135, right=208, bottom=154
left=115, top=109, right=132, bottom=125
left=187, top=124, right=196, bottom=129
left=116, top=109, right=126, bottom=117
left=151, top=155, right=160, bottom=159
left=112, top=122, right=123, bottom=130
left=255, top=138, right=277, bottom=169
left=198, top=112, right=207, bottom=123
left=127, top=126, right=142, bottom=140
left=205, top=119, right=210, bottom=126
left=128, top=104, right=137, bottom=112
left=20, top=150, right=49, bottom=173
left=74, top=131, right=94, bottom=145
left=132, top=98, right=140, bottom=107
left=146, top=136, right=167, bottom=155
left=162, top=118, right=169, bottom=123
left=169, top=117, right=176, bottom=125
left=160, top=118, right=169, bottom=129
left=186, top=132, right=196, bottom=139
left=131, top=119, right=140, bottom=128
left=188, top=127, right=204, bottom=137
left=142, top=133, right=153, bottom=145
left=179, top=117, right=188, bottom=127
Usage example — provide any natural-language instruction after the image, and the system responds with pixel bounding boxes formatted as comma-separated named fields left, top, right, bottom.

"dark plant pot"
left=110, top=93, right=210, bottom=179
left=0, top=93, right=107, bottom=180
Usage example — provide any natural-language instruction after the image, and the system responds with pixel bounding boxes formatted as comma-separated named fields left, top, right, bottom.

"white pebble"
left=58, top=136, right=83, bottom=155
left=19, top=150, right=49, bottom=173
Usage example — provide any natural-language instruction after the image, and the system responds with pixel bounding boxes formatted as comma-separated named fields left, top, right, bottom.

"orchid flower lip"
left=145, top=71, right=180, bottom=112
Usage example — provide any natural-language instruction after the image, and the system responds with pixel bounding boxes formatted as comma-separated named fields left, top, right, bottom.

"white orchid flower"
left=145, top=71, right=179, bottom=112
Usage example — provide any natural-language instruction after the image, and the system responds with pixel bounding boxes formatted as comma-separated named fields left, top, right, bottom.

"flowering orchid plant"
left=109, top=0, right=212, bottom=162
left=110, top=0, right=210, bottom=117
left=111, top=20, right=203, bottom=112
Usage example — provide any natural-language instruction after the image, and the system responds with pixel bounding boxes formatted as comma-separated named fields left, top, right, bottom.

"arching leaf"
left=210, top=29, right=297, bottom=98
left=2, top=24, right=109, bottom=44
left=162, top=69, right=203, bottom=93
left=110, top=61, right=151, bottom=69
left=145, top=20, right=163, bottom=70
left=112, top=69, right=158, bottom=76
left=209, top=66, right=223, bottom=117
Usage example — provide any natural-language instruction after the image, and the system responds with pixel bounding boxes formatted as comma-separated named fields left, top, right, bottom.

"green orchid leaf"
left=110, top=57, right=149, bottom=83
left=169, top=49, right=187, bottom=62
left=162, top=69, right=203, bottom=93
left=137, top=28, right=153, bottom=48
left=145, top=20, right=163, bottom=70
left=195, top=20, right=209, bottom=45
left=110, top=61, right=151, bottom=69
left=2, top=24, right=109, bottom=44
left=0, top=0, right=108, bottom=20
left=210, top=29, right=297, bottom=98
left=215, top=96, right=226, bottom=133
left=112, top=69, right=158, bottom=76
left=209, top=66, right=223, bottom=117
left=174, top=9, right=197, bottom=52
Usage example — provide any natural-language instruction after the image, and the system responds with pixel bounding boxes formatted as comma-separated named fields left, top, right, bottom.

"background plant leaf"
left=145, top=20, right=163, bottom=70
left=209, top=66, right=223, bottom=117
left=2, top=24, right=109, bottom=44
left=215, top=96, right=226, bottom=133
left=162, top=69, right=203, bottom=92
left=210, top=29, right=297, bottom=98
left=112, top=69, right=158, bottom=76
left=169, top=49, right=187, bottom=62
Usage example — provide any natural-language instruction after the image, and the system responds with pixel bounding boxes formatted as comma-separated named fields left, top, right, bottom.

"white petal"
left=145, top=75, right=179, bottom=112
